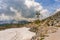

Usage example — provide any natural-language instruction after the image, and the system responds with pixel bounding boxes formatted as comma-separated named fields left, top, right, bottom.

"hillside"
left=41, top=11, right=60, bottom=27
left=29, top=11, right=60, bottom=40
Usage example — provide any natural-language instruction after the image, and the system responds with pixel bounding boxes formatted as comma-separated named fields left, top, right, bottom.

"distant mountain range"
left=0, top=20, right=30, bottom=24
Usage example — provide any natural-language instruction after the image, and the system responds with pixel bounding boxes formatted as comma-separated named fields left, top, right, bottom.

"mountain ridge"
left=41, top=11, right=60, bottom=27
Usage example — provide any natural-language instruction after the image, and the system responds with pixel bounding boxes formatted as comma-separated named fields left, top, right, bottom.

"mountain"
left=0, top=20, right=30, bottom=25
left=42, top=11, right=60, bottom=27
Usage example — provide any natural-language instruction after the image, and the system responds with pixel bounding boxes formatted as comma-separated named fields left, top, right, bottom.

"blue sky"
left=35, top=0, right=60, bottom=13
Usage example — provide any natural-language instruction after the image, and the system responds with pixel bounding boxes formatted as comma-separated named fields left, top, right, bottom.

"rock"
left=0, top=27, right=36, bottom=40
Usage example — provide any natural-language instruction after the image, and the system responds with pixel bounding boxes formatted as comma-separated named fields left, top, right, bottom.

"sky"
left=35, top=0, right=60, bottom=13
left=0, top=0, right=60, bottom=21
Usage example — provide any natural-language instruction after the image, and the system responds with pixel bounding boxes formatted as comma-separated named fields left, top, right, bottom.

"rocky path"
left=31, top=26, right=58, bottom=40
left=0, top=27, right=35, bottom=40
left=44, top=27, right=60, bottom=40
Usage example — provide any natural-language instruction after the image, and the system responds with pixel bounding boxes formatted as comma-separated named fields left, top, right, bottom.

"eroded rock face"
left=41, top=11, right=60, bottom=27
left=0, top=27, right=36, bottom=40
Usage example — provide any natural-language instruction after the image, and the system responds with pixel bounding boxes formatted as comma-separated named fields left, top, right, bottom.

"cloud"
left=25, top=0, right=43, bottom=10
left=40, top=9, right=50, bottom=19
left=10, top=7, right=25, bottom=20
left=0, top=0, right=7, bottom=9
left=0, top=14, right=13, bottom=21
left=10, top=7, right=36, bottom=21
left=0, top=0, right=50, bottom=21
left=56, top=8, right=60, bottom=11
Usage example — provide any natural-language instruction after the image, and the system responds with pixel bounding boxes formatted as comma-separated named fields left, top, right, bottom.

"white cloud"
left=15, top=0, right=49, bottom=20
left=10, top=7, right=36, bottom=21
left=41, top=9, right=48, bottom=14
left=0, top=14, right=13, bottom=21
left=25, top=0, right=34, bottom=8
left=0, top=0, right=50, bottom=21
left=25, top=0, right=43, bottom=11
left=17, top=0, right=49, bottom=20
left=40, top=9, right=50, bottom=19
left=10, top=7, right=25, bottom=20
left=0, top=0, right=7, bottom=9
left=56, top=8, right=60, bottom=11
